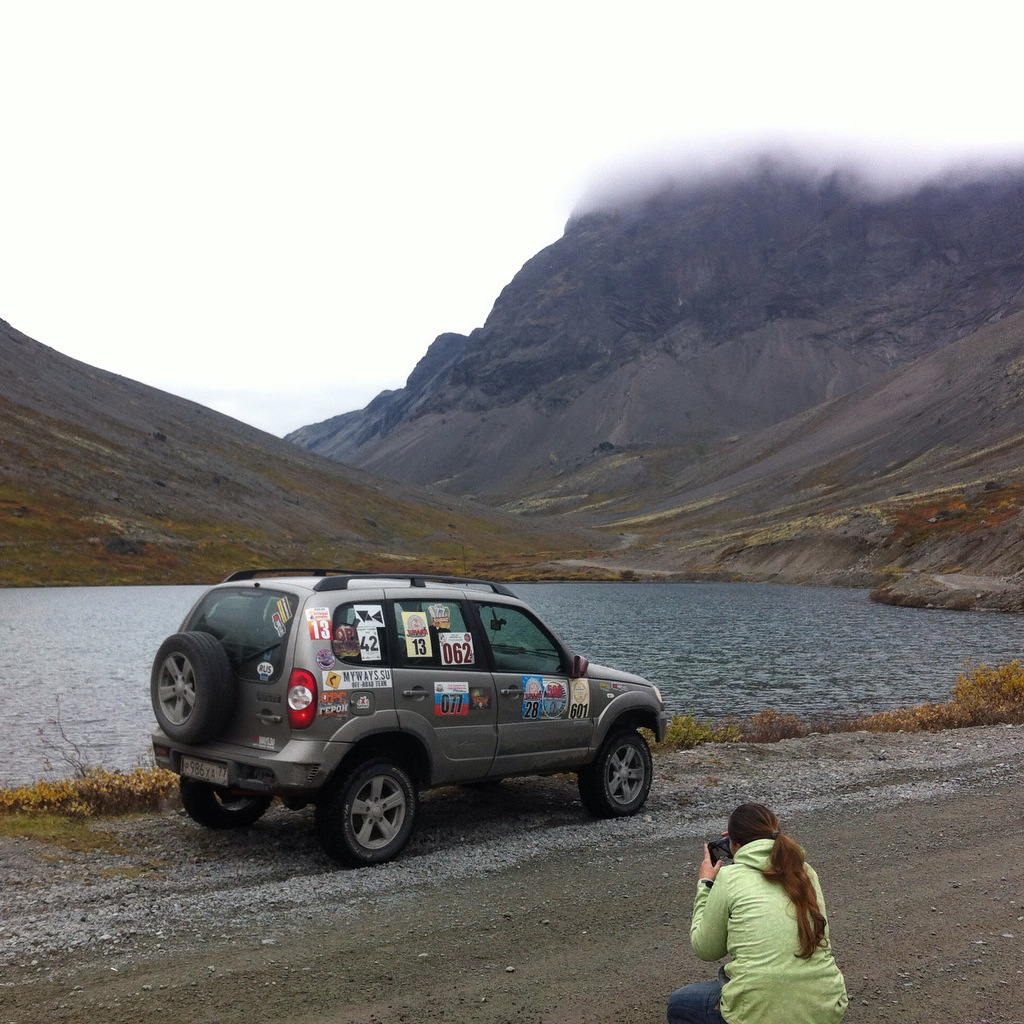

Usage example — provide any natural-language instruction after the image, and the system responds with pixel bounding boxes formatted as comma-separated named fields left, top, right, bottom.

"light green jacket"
left=690, top=839, right=848, bottom=1024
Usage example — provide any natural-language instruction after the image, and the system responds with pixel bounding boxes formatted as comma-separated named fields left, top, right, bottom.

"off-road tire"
left=577, top=729, right=653, bottom=818
left=315, top=759, right=417, bottom=867
left=179, top=777, right=272, bottom=829
left=151, top=631, right=234, bottom=743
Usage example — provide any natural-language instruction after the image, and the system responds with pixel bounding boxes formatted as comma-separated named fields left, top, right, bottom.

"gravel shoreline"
left=2, top=725, right=1023, bottom=1023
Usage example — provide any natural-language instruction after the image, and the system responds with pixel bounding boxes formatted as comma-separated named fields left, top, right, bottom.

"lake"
left=1, top=581, right=1020, bottom=787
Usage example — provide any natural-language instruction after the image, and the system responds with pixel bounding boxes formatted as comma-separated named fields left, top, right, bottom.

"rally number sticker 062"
left=439, top=632, right=474, bottom=666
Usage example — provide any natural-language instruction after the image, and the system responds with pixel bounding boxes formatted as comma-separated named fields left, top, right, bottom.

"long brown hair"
left=727, top=803, right=828, bottom=959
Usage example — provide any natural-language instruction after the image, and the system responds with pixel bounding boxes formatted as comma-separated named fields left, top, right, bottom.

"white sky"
left=3, top=0, right=1024, bottom=437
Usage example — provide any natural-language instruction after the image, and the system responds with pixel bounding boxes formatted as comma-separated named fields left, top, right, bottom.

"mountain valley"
left=6, top=159, right=1024, bottom=602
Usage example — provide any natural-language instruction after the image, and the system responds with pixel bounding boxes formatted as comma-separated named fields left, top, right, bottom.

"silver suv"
left=150, top=571, right=669, bottom=866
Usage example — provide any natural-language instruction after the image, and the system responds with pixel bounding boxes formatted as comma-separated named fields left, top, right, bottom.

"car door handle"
left=402, top=689, right=428, bottom=700
left=500, top=688, right=523, bottom=697
left=257, top=710, right=282, bottom=723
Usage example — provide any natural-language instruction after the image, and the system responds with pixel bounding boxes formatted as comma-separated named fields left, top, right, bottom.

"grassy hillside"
left=0, top=320, right=599, bottom=586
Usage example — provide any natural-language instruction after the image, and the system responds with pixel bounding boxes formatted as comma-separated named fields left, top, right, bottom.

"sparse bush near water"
left=661, top=714, right=742, bottom=747
left=660, top=659, right=1024, bottom=749
left=851, top=659, right=1024, bottom=734
left=2, top=662, right=1022, bottom=822
left=0, top=766, right=179, bottom=818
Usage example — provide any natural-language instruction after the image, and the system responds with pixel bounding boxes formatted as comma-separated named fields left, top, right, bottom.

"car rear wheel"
left=577, top=729, right=652, bottom=817
left=314, top=759, right=417, bottom=867
left=150, top=631, right=234, bottom=743
left=179, top=777, right=272, bottom=829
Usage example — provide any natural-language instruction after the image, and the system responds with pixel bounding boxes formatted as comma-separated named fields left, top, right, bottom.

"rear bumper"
left=151, top=732, right=342, bottom=794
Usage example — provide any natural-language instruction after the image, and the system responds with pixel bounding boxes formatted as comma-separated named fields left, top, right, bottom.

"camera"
left=707, top=836, right=733, bottom=866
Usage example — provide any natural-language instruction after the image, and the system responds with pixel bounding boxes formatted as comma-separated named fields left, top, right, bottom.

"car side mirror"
left=571, top=654, right=589, bottom=678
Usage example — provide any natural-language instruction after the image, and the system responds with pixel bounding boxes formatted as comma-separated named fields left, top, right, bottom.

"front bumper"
left=654, top=709, right=671, bottom=743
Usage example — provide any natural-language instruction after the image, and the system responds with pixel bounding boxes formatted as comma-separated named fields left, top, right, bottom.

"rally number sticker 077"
left=434, top=681, right=469, bottom=717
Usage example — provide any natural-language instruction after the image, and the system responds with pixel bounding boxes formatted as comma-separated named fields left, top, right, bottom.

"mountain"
left=0, top=319, right=592, bottom=586
left=9, top=158, right=1024, bottom=599
left=289, top=161, right=1024, bottom=503
left=551, top=309, right=1024, bottom=587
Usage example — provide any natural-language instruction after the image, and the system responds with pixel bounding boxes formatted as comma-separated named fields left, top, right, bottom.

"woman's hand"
left=698, top=843, right=724, bottom=882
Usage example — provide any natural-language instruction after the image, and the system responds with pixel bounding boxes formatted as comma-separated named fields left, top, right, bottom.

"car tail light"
left=287, top=669, right=317, bottom=729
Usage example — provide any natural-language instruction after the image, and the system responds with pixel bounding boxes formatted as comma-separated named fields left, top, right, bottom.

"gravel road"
left=2, top=725, right=1023, bottom=1024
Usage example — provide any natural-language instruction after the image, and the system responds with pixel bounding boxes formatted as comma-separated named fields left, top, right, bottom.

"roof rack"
left=314, top=573, right=517, bottom=596
left=222, top=568, right=517, bottom=597
left=223, top=568, right=354, bottom=582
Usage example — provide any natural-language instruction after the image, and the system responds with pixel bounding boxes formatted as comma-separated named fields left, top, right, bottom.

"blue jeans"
left=666, top=967, right=727, bottom=1024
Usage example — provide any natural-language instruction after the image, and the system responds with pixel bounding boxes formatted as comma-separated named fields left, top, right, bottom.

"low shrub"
left=6, top=662, right=1024, bottom=819
left=855, top=701, right=973, bottom=733
left=0, top=767, right=179, bottom=818
left=663, top=713, right=741, bottom=749
left=737, top=709, right=810, bottom=743
left=951, top=659, right=1024, bottom=724
left=857, top=660, right=1024, bottom=733
left=661, top=660, right=1024, bottom=749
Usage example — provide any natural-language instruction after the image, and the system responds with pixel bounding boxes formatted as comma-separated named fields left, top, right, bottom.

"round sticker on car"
left=543, top=679, right=568, bottom=718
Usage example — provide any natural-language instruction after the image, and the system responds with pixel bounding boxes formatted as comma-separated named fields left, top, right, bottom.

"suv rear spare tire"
left=577, top=729, right=653, bottom=818
left=151, top=631, right=234, bottom=743
left=315, top=759, right=417, bottom=867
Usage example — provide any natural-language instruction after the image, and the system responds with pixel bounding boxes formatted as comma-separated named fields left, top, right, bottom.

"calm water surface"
left=1, top=582, right=1020, bottom=787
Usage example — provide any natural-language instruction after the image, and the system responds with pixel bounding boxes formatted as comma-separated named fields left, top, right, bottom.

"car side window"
left=479, top=603, right=564, bottom=675
left=392, top=600, right=479, bottom=669
left=331, top=601, right=389, bottom=665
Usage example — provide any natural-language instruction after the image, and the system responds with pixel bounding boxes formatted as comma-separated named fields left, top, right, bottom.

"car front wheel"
left=315, top=759, right=417, bottom=867
left=577, top=729, right=653, bottom=818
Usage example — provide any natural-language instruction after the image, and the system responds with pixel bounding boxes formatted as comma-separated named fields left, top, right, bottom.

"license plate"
left=181, top=756, right=229, bottom=786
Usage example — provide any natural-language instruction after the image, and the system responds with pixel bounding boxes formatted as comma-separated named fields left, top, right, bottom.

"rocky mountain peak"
left=288, top=160, right=1024, bottom=499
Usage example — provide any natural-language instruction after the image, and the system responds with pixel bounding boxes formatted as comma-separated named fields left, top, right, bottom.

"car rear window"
left=186, top=588, right=295, bottom=679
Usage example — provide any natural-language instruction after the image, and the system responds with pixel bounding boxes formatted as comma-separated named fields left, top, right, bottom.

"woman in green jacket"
left=667, top=803, right=848, bottom=1024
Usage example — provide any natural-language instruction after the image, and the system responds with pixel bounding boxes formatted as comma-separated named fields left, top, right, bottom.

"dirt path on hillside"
left=2, top=728, right=1023, bottom=1024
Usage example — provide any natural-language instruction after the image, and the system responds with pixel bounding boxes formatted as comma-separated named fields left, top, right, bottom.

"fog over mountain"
left=289, top=158, right=1024, bottom=505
